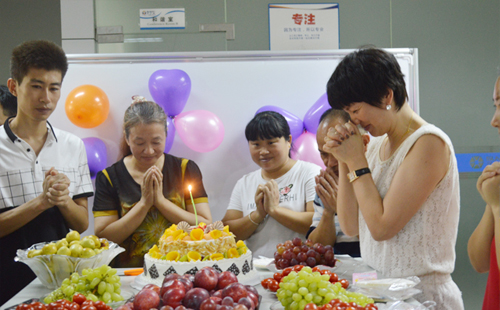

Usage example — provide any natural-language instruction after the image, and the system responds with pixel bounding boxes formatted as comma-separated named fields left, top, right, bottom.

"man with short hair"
left=306, top=108, right=368, bottom=257
left=0, top=40, right=93, bottom=305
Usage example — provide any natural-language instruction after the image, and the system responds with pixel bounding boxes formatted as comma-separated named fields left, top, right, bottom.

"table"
left=1, top=269, right=277, bottom=310
left=2, top=261, right=422, bottom=310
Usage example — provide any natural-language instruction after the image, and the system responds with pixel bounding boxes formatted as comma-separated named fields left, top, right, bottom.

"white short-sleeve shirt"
left=0, top=120, right=94, bottom=209
left=227, top=160, right=321, bottom=257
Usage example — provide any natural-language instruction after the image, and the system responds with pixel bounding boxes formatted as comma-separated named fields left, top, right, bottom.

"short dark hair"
left=319, top=108, right=350, bottom=125
left=327, top=48, right=408, bottom=111
left=0, top=85, right=17, bottom=117
left=245, top=111, right=291, bottom=142
left=10, top=40, right=68, bottom=84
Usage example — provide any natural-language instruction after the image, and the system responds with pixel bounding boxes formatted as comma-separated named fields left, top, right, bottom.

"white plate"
left=40, top=290, right=133, bottom=309
left=265, top=260, right=342, bottom=273
left=270, top=300, right=284, bottom=310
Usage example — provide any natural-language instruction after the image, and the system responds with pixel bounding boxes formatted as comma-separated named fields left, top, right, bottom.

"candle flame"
left=188, top=185, right=192, bottom=191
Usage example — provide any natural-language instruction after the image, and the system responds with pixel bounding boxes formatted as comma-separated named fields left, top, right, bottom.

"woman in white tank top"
left=322, top=48, right=463, bottom=309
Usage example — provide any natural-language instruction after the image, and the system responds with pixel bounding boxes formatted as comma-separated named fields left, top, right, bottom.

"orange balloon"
left=65, top=85, right=110, bottom=128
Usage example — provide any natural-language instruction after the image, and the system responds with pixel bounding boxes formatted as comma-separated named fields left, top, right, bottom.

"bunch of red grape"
left=274, top=238, right=335, bottom=269
left=117, top=267, right=260, bottom=310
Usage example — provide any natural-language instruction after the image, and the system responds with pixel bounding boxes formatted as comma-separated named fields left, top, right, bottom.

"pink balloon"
left=174, top=110, right=225, bottom=153
left=291, top=132, right=326, bottom=169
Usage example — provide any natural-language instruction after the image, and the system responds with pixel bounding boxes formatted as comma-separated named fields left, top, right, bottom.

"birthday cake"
left=140, top=221, right=256, bottom=286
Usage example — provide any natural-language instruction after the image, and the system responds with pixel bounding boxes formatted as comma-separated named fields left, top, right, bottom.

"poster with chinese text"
left=269, top=3, right=339, bottom=50
left=140, top=8, right=185, bottom=30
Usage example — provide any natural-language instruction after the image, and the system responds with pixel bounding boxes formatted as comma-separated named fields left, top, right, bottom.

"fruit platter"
left=11, top=265, right=261, bottom=310
left=132, top=266, right=261, bottom=310
left=261, top=264, right=378, bottom=310
left=10, top=264, right=129, bottom=310
left=259, top=238, right=381, bottom=310
left=15, top=231, right=125, bottom=289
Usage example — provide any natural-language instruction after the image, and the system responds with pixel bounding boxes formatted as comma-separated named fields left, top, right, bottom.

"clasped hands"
left=477, top=161, right=500, bottom=212
left=140, top=165, right=164, bottom=208
left=42, top=167, right=71, bottom=209
left=323, top=121, right=364, bottom=165
left=315, top=168, right=338, bottom=214
left=253, top=180, right=280, bottom=221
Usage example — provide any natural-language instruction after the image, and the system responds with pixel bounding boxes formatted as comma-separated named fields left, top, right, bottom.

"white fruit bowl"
left=15, top=240, right=125, bottom=289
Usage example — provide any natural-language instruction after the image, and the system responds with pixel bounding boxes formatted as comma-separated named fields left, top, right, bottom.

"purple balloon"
left=303, top=93, right=330, bottom=134
left=82, top=137, right=107, bottom=179
left=164, top=116, right=176, bottom=154
left=148, top=69, right=191, bottom=116
left=255, top=105, right=304, bottom=142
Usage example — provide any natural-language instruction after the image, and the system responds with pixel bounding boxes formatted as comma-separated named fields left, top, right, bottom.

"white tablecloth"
left=1, top=257, right=422, bottom=310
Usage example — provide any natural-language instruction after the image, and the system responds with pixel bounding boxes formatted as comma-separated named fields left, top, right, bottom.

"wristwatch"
left=347, top=168, right=371, bottom=183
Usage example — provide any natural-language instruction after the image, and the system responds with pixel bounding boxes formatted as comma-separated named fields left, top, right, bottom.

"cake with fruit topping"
left=140, top=221, right=256, bottom=286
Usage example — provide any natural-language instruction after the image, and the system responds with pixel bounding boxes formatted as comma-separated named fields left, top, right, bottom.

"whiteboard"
left=52, top=48, right=418, bottom=231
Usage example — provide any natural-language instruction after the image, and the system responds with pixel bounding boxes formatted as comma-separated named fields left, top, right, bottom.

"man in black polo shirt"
left=0, top=40, right=94, bottom=306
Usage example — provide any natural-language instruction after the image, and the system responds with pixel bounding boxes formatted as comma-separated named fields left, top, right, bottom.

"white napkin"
left=253, top=256, right=274, bottom=269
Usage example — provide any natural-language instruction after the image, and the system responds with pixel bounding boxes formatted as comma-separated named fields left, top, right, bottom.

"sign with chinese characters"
left=140, top=8, right=185, bottom=30
left=456, top=152, right=500, bottom=173
left=269, top=3, right=339, bottom=50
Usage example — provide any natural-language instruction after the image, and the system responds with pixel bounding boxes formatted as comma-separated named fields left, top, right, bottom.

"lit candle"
left=188, top=185, right=198, bottom=226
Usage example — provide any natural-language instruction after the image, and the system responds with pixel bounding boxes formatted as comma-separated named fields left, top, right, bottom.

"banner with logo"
left=140, top=8, right=186, bottom=30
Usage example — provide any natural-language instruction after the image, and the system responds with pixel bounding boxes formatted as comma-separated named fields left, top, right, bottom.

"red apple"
left=178, top=277, right=194, bottom=291
left=221, top=283, right=248, bottom=303
left=162, top=287, right=186, bottom=308
left=211, top=290, right=222, bottom=298
left=183, top=287, right=210, bottom=310
left=244, top=285, right=258, bottom=297
left=161, top=279, right=187, bottom=298
left=199, top=298, right=218, bottom=310
left=233, top=305, right=249, bottom=310
left=221, top=296, right=234, bottom=306
left=246, top=292, right=259, bottom=307
left=217, top=271, right=238, bottom=290
left=160, top=306, right=175, bottom=310
left=134, top=288, right=161, bottom=310
left=194, top=267, right=219, bottom=291
left=163, top=273, right=182, bottom=284
left=209, top=297, right=222, bottom=305
left=182, top=274, right=195, bottom=283
left=143, top=284, right=161, bottom=295
left=238, top=297, right=254, bottom=310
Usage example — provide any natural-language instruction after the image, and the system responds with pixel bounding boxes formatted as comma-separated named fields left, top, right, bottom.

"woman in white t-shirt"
left=222, top=111, right=321, bottom=258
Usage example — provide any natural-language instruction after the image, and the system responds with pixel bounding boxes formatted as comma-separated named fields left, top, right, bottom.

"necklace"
left=383, top=113, right=414, bottom=160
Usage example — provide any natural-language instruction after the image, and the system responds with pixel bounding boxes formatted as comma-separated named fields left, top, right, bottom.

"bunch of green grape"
left=276, top=267, right=374, bottom=310
left=43, top=265, right=124, bottom=304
